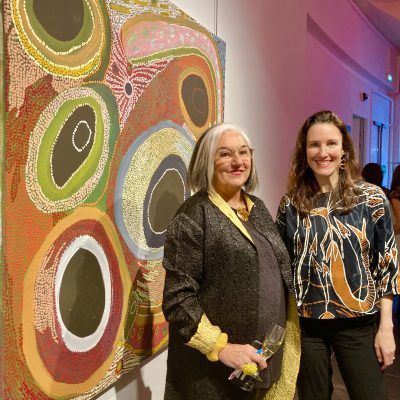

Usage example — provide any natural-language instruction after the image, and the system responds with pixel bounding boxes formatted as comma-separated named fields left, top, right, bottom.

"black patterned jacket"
left=162, top=190, right=296, bottom=400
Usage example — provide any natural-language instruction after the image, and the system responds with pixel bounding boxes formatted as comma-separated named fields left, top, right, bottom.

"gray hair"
left=187, top=122, right=258, bottom=193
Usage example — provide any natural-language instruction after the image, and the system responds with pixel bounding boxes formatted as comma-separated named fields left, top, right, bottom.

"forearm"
left=375, top=295, right=396, bottom=369
left=379, top=295, right=394, bottom=330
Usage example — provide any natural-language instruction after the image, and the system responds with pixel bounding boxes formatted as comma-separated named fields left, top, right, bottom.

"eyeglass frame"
left=215, top=145, right=254, bottom=162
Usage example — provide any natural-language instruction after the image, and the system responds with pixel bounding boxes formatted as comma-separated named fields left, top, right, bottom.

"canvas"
left=0, top=0, right=225, bottom=398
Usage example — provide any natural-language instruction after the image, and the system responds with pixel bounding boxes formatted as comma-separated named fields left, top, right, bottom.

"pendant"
left=236, top=207, right=249, bottom=221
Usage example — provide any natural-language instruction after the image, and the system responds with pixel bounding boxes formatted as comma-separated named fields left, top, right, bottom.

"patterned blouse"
left=276, top=182, right=399, bottom=319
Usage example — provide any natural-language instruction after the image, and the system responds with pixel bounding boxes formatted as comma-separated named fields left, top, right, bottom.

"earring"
left=339, top=155, right=346, bottom=170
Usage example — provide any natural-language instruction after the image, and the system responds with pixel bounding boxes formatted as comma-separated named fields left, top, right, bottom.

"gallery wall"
left=169, top=0, right=398, bottom=212
left=97, top=0, right=399, bottom=399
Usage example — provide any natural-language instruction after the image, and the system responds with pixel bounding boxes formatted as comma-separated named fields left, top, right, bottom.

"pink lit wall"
left=394, top=94, right=400, bottom=164
left=307, top=0, right=397, bottom=92
left=97, top=1, right=399, bottom=399
left=175, top=0, right=398, bottom=212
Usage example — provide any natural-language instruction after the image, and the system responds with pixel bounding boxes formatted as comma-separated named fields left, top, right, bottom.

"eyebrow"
left=307, top=139, right=338, bottom=143
left=216, top=145, right=249, bottom=150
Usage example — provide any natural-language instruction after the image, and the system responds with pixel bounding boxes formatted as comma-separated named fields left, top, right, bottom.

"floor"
left=332, top=317, right=400, bottom=400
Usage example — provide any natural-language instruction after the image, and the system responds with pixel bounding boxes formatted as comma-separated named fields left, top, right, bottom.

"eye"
left=239, top=148, right=251, bottom=157
left=309, top=142, right=319, bottom=148
left=327, top=141, right=338, bottom=146
left=219, top=150, right=232, bottom=158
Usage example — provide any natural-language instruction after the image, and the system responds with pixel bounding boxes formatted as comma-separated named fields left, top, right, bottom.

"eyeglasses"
left=215, top=146, right=254, bottom=162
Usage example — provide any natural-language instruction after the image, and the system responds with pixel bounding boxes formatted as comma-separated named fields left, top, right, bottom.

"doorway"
left=351, top=114, right=365, bottom=168
left=369, top=92, right=392, bottom=188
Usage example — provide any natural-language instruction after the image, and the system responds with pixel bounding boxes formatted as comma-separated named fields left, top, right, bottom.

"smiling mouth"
left=315, top=161, right=331, bottom=166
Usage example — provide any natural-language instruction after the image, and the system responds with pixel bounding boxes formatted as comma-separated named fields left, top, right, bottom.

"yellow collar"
left=208, top=191, right=254, bottom=243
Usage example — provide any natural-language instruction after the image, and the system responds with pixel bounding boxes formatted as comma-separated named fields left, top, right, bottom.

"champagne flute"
left=228, top=323, right=286, bottom=391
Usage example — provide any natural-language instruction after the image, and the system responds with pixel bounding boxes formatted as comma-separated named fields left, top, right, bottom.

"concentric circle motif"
left=143, top=155, right=188, bottom=249
left=114, top=121, right=195, bottom=260
left=11, top=0, right=107, bottom=78
left=23, top=208, right=130, bottom=396
left=26, top=86, right=111, bottom=213
left=55, top=235, right=111, bottom=352
left=178, top=67, right=212, bottom=138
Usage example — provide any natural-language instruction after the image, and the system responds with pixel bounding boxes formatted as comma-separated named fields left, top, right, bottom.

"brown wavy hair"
left=288, top=110, right=361, bottom=215
left=390, top=164, right=400, bottom=191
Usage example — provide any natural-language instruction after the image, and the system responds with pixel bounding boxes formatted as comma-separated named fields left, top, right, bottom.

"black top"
left=241, top=218, right=286, bottom=388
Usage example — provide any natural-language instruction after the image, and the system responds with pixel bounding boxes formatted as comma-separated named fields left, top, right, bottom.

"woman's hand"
left=374, top=296, right=396, bottom=370
left=374, top=326, right=396, bottom=370
left=218, top=343, right=267, bottom=370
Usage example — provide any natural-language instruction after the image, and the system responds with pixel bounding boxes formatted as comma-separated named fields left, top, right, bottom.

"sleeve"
left=275, top=195, right=289, bottom=243
left=373, top=195, right=399, bottom=296
left=162, top=211, right=228, bottom=359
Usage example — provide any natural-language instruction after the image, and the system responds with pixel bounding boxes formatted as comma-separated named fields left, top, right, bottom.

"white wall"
left=96, top=1, right=399, bottom=399
left=96, top=349, right=168, bottom=400
left=217, top=0, right=308, bottom=210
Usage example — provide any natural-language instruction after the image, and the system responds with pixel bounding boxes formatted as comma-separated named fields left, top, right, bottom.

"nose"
left=231, top=150, right=243, bottom=164
left=317, top=146, right=329, bottom=157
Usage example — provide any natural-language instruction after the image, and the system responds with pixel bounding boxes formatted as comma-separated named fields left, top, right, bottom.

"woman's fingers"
left=243, top=344, right=268, bottom=369
left=218, top=343, right=268, bottom=370
left=374, top=328, right=396, bottom=370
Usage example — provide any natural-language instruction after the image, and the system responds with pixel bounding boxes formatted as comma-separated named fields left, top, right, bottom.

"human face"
left=212, top=130, right=252, bottom=198
left=306, top=123, right=344, bottom=190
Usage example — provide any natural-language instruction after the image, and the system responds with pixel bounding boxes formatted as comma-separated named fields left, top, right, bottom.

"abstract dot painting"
left=0, top=1, right=225, bottom=398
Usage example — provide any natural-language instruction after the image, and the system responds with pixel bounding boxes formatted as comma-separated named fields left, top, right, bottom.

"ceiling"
left=352, top=0, right=400, bottom=50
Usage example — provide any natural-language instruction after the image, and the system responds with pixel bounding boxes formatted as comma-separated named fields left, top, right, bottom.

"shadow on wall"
left=94, top=368, right=151, bottom=400
left=118, top=368, right=152, bottom=400
left=94, top=348, right=169, bottom=400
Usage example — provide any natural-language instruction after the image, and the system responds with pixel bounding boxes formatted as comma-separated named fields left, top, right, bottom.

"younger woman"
left=276, top=110, right=398, bottom=400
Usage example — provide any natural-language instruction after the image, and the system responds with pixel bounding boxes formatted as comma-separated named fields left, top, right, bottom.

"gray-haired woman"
left=162, top=123, right=300, bottom=400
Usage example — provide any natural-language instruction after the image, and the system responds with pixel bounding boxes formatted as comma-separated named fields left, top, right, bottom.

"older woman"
left=162, top=123, right=300, bottom=400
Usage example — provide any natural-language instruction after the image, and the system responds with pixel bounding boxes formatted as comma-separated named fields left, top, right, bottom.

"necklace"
left=236, top=206, right=249, bottom=221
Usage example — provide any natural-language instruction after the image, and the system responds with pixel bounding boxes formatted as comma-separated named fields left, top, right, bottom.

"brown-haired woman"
left=276, top=110, right=398, bottom=400
left=389, top=164, right=400, bottom=324
left=361, top=162, right=390, bottom=197
left=390, top=164, right=400, bottom=245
